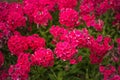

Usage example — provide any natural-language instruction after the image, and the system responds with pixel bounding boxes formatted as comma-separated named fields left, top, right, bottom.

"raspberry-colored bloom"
left=0, top=2, right=9, bottom=22
left=32, top=48, right=54, bottom=67
left=7, top=3, right=26, bottom=31
left=57, top=0, right=77, bottom=9
left=111, top=75, right=120, bottom=80
left=64, top=29, right=90, bottom=48
left=70, top=59, right=77, bottom=64
left=59, top=8, right=80, bottom=28
left=79, top=0, right=95, bottom=15
left=0, top=70, right=9, bottom=80
left=23, top=0, right=54, bottom=25
left=9, top=53, right=31, bottom=80
left=82, top=14, right=96, bottom=27
left=38, top=0, right=56, bottom=11
left=50, top=25, right=68, bottom=41
left=93, top=19, right=104, bottom=31
left=96, top=34, right=103, bottom=43
left=54, top=41, right=78, bottom=61
left=96, top=0, right=111, bottom=15
left=8, top=35, right=28, bottom=56
left=116, top=38, right=120, bottom=44
left=33, top=9, right=52, bottom=26
left=27, top=34, right=46, bottom=50
left=9, top=64, right=29, bottom=80
left=17, top=53, right=32, bottom=67
left=78, top=56, right=82, bottom=62
left=0, top=22, right=10, bottom=39
left=99, top=65, right=120, bottom=80
left=88, top=36, right=112, bottom=64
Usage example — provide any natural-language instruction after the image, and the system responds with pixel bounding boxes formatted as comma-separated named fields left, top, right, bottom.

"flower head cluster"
left=8, top=35, right=28, bottom=56
left=57, top=0, right=77, bottom=10
left=80, top=0, right=112, bottom=16
left=32, top=48, right=54, bottom=67
left=0, top=2, right=26, bottom=49
left=109, top=0, right=120, bottom=12
left=33, top=9, right=52, bottom=26
left=27, top=34, right=46, bottom=50
left=0, top=70, right=9, bottom=80
left=59, top=8, right=80, bottom=28
left=63, top=28, right=90, bottom=48
left=0, top=2, right=9, bottom=22
left=0, top=0, right=120, bottom=80
left=7, top=3, right=26, bottom=31
left=8, top=34, right=45, bottom=56
left=99, top=65, right=120, bottom=80
left=51, top=26, right=112, bottom=64
left=79, top=0, right=112, bottom=31
left=52, top=27, right=90, bottom=64
left=55, top=41, right=78, bottom=61
left=24, top=0, right=56, bottom=11
left=82, top=14, right=104, bottom=31
left=50, top=25, right=68, bottom=41
left=9, top=53, right=31, bottom=80
left=88, top=36, right=112, bottom=64
left=0, top=22, right=11, bottom=45
left=23, top=0, right=53, bottom=26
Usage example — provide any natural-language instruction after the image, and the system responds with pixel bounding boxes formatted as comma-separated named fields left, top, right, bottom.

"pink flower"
left=0, top=2, right=9, bottom=22
left=116, top=38, right=120, bottom=44
left=96, top=34, right=103, bottom=43
left=49, top=25, right=68, bottom=41
left=64, top=29, right=89, bottom=48
left=70, top=59, right=77, bottom=64
left=88, top=36, right=112, bottom=64
left=79, top=1, right=95, bottom=15
left=78, top=56, right=82, bottom=62
left=59, top=8, right=80, bottom=28
left=0, top=70, right=9, bottom=80
left=111, top=75, right=120, bottom=80
left=9, top=53, right=31, bottom=80
left=32, top=48, right=54, bottom=67
left=38, top=0, right=56, bottom=11
left=9, top=64, right=29, bottom=80
left=54, top=41, right=77, bottom=61
left=7, top=3, right=26, bottom=31
left=0, top=22, right=11, bottom=39
left=17, top=53, right=32, bottom=67
left=82, top=14, right=96, bottom=27
left=99, top=65, right=120, bottom=80
left=8, top=35, right=28, bottom=56
left=96, top=0, right=111, bottom=15
left=27, top=34, right=46, bottom=50
left=57, top=0, right=77, bottom=10
left=93, top=19, right=104, bottom=31
left=33, top=9, right=52, bottom=26
left=99, top=65, right=105, bottom=73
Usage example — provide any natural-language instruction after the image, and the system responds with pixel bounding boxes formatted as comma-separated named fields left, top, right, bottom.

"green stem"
left=50, top=68, right=58, bottom=80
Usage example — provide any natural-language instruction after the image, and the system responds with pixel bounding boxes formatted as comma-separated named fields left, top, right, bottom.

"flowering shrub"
left=0, top=0, right=120, bottom=80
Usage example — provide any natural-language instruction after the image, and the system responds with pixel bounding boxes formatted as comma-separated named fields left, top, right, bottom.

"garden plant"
left=0, top=0, right=120, bottom=80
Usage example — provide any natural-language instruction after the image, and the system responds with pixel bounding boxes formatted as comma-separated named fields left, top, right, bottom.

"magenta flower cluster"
left=99, top=65, right=120, bottom=80
left=50, top=26, right=112, bottom=64
left=0, top=0, right=120, bottom=79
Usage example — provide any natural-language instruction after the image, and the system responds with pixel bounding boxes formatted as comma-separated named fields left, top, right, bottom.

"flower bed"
left=0, top=0, right=120, bottom=80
